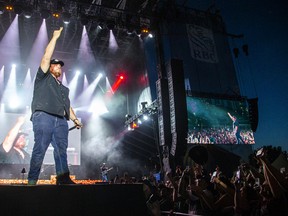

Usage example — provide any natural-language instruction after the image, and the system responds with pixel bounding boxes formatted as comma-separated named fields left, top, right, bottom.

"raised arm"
left=227, top=112, right=234, bottom=121
left=2, top=116, right=26, bottom=152
left=40, top=27, right=63, bottom=73
left=258, top=154, right=288, bottom=198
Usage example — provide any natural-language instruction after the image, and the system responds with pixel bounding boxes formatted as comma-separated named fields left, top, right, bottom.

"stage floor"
left=0, top=183, right=147, bottom=216
left=0, top=175, right=102, bottom=185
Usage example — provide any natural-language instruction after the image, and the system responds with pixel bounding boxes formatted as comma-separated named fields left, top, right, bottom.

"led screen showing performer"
left=186, top=96, right=255, bottom=145
left=0, top=113, right=81, bottom=165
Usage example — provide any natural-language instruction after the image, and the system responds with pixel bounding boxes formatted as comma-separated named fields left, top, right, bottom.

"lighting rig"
left=0, top=0, right=153, bottom=37
left=125, top=99, right=158, bottom=130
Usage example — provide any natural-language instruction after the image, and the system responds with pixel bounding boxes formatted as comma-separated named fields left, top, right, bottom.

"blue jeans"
left=102, top=174, right=108, bottom=182
left=28, top=111, right=69, bottom=182
left=236, top=132, right=245, bottom=144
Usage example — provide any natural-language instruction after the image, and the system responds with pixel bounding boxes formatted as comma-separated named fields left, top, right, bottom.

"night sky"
left=186, top=0, right=288, bottom=151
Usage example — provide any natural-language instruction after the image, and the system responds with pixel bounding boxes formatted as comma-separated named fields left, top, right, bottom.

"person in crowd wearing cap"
left=27, top=27, right=83, bottom=185
left=0, top=116, right=30, bottom=164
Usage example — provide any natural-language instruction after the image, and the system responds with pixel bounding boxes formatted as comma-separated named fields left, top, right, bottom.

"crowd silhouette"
left=107, top=146, right=288, bottom=216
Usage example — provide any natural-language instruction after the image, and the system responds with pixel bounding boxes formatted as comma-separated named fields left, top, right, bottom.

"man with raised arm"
left=28, top=27, right=82, bottom=185
left=227, top=112, right=244, bottom=144
left=0, top=116, right=30, bottom=164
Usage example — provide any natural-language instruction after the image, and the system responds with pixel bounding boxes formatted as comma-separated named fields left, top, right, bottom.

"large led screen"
left=0, top=113, right=81, bottom=165
left=186, top=96, right=255, bottom=144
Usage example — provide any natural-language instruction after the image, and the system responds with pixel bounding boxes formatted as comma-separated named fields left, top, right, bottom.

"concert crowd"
left=109, top=148, right=288, bottom=216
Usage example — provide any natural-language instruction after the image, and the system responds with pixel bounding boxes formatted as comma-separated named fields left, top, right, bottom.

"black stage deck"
left=0, top=183, right=147, bottom=216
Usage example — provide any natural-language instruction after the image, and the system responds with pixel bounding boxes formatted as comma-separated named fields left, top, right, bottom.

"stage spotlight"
left=23, top=6, right=33, bottom=18
left=97, top=19, right=104, bottom=29
left=116, top=73, right=125, bottom=81
left=132, top=121, right=139, bottom=129
left=128, top=121, right=139, bottom=131
left=41, top=9, right=51, bottom=19
left=128, top=124, right=132, bottom=131
left=140, top=25, right=150, bottom=38
left=62, top=12, right=71, bottom=24
left=98, top=22, right=104, bottom=29
left=52, top=11, right=60, bottom=19
left=142, top=115, right=149, bottom=121
left=0, top=2, right=4, bottom=14
left=5, top=5, right=13, bottom=12
left=8, top=97, right=20, bottom=109
left=137, top=118, right=142, bottom=125
left=75, top=70, right=81, bottom=76
left=141, top=26, right=149, bottom=34
left=125, top=114, right=132, bottom=120
left=126, top=25, right=134, bottom=35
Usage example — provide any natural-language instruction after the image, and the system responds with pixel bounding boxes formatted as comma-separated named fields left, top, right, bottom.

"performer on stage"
left=101, top=163, right=112, bottom=182
left=227, top=112, right=245, bottom=144
left=0, top=116, right=30, bottom=164
left=27, top=27, right=83, bottom=185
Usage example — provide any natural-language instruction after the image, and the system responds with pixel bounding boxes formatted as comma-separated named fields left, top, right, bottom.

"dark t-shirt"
left=31, top=67, right=70, bottom=119
left=0, top=143, right=30, bottom=164
left=233, top=119, right=241, bottom=134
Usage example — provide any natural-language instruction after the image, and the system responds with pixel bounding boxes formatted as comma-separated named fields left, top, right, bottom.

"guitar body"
left=101, top=167, right=113, bottom=176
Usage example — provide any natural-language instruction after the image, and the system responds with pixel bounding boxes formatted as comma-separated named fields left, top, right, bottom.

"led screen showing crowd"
left=186, top=96, right=255, bottom=145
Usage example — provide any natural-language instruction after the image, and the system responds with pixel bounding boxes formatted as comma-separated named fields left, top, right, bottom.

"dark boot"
left=56, top=172, right=76, bottom=185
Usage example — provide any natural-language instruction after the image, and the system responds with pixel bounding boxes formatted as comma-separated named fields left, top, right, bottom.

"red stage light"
left=132, top=122, right=138, bottom=129
left=107, top=74, right=125, bottom=96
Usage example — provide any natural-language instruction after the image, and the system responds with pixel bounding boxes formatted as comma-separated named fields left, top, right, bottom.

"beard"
left=14, top=142, right=26, bottom=149
left=54, top=71, right=61, bottom=78
left=51, top=70, right=61, bottom=78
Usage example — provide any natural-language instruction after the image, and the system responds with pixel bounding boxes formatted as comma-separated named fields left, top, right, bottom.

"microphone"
left=69, top=125, right=78, bottom=131
left=69, top=122, right=83, bottom=131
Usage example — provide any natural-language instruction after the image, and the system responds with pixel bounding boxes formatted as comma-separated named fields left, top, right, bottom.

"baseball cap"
left=50, top=59, right=64, bottom=66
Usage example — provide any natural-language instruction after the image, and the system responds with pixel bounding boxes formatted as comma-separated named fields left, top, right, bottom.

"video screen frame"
left=0, top=112, right=81, bottom=165
left=186, top=95, right=255, bottom=145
